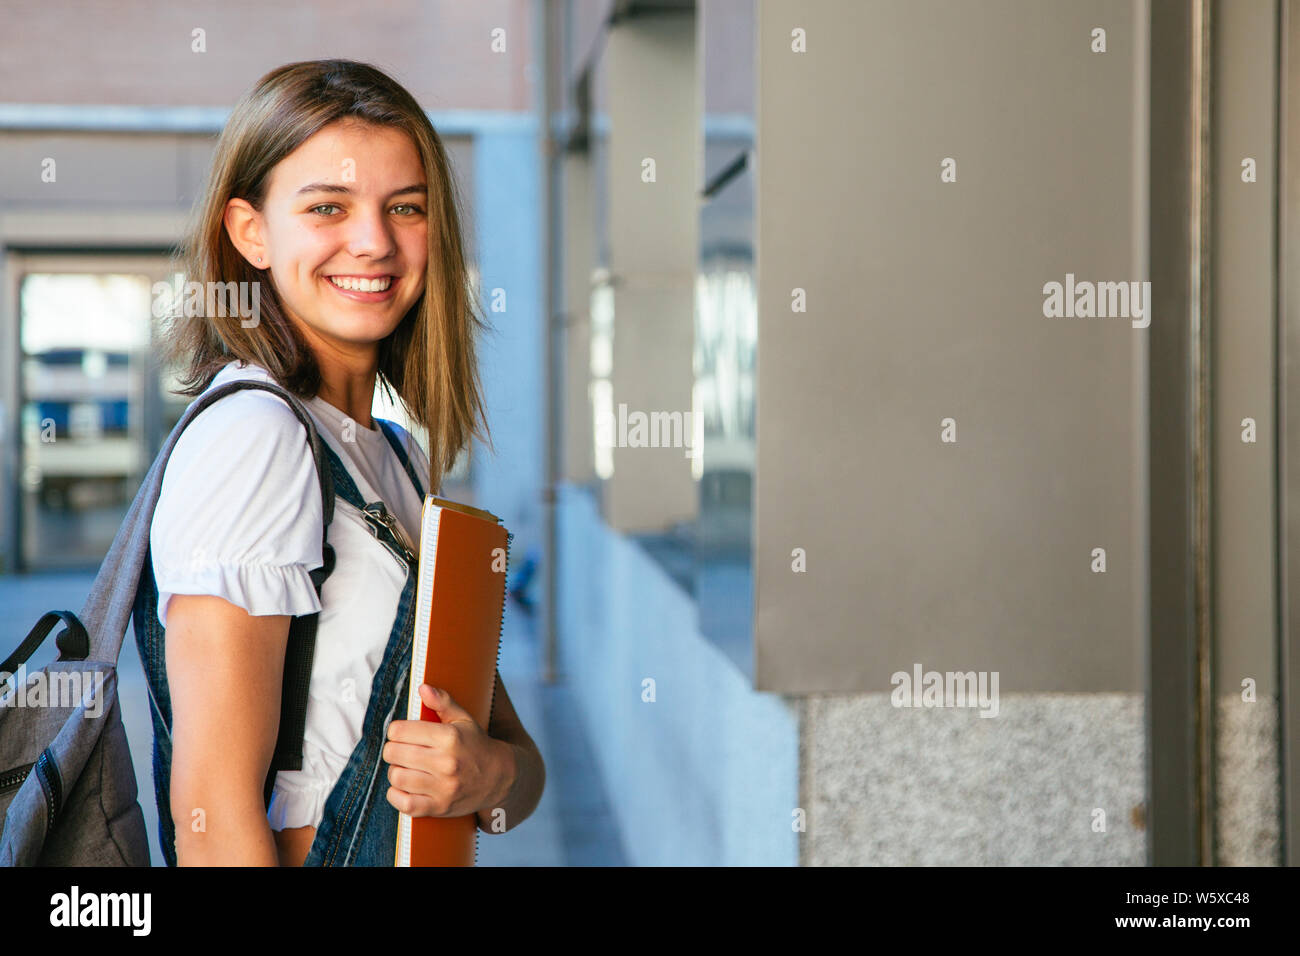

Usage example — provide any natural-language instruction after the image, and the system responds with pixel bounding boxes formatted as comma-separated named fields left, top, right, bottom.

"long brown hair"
left=162, top=58, right=490, bottom=491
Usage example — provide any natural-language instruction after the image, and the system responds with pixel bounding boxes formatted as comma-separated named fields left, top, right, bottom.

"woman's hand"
left=383, top=684, right=516, bottom=819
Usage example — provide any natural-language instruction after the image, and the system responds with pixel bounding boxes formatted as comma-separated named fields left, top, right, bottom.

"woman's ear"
left=223, top=198, right=268, bottom=270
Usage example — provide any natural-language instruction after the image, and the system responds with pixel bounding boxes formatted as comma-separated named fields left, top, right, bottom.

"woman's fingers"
left=382, top=739, right=450, bottom=773
left=386, top=783, right=464, bottom=818
left=386, top=716, right=455, bottom=746
left=384, top=744, right=462, bottom=800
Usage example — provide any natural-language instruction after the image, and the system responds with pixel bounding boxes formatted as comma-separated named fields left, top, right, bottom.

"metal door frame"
left=1278, top=0, right=1300, bottom=869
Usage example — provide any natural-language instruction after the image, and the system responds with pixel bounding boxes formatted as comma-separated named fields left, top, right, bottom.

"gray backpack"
left=0, top=380, right=335, bottom=865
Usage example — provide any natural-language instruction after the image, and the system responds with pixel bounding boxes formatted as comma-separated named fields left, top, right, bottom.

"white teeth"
left=328, top=275, right=392, bottom=292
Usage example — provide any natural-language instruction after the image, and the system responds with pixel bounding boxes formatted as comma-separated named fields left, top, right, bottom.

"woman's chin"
left=318, top=313, right=408, bottom=345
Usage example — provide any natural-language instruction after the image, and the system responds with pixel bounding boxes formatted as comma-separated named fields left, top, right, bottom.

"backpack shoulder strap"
left=71, top=377, right=335, bottom=809
left=86, top=378, right=336, bottom=661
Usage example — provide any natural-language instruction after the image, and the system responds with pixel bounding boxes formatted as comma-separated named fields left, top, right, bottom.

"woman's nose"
left=344, top=207, right=398, bottom=260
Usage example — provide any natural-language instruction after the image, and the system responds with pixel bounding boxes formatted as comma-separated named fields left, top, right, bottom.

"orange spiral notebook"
left=394, top=495, right=510, bottom=867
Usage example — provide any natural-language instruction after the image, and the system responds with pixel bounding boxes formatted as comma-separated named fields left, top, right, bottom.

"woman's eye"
left=308, top=203, right=422, bottom=216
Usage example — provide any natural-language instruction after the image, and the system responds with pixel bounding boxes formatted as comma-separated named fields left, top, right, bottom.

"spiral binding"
left=475, top=528, right=512, bottom=866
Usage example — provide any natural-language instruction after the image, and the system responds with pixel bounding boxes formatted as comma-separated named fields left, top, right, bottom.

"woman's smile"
left=322, top=272, right=399, bottom=303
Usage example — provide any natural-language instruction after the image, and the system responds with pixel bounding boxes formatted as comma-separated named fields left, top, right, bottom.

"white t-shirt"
left=150, top=359, right=433, bottom=830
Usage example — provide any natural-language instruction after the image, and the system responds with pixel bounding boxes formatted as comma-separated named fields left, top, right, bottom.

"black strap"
left=0, top=610, right=90, bottom=674
left=262, top=541, right=335, bottom=809
left=152, top=380, right=337, bottom=812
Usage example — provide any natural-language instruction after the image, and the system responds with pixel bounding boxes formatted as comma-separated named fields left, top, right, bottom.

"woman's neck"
left=313, top=352, right=379, bottom=431
left=281, top=314, right=380, bottom=429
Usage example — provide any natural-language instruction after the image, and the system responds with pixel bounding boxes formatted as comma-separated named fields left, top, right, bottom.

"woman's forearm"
left=166, top=595, right=291, bottom=866
left=477, top=737, right=544, bottom=834
left=172, top=798, right=280, bottom=866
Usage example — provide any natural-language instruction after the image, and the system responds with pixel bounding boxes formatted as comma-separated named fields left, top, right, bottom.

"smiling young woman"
left=135, top=59, right=544, bottom=867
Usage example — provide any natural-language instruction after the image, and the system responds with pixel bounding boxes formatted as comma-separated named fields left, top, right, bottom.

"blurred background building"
left=0, top=0, right=1295, bottom=865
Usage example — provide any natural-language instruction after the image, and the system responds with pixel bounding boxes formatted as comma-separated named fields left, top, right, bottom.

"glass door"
left=13, top=253, right=174, bottom=571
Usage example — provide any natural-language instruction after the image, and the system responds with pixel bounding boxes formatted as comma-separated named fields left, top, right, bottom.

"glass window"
left=19, top=270, right=155, bottom=570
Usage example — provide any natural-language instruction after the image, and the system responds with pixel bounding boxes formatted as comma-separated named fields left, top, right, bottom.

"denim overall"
left=133, top=420, right=426, bottom=867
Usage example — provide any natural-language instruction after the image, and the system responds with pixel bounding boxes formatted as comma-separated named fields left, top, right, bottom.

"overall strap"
left=320, top=439, right=367, bottom=510
left=376, top=419, right=427, bottom=499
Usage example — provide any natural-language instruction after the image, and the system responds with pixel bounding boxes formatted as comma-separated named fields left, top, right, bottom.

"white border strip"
left=0, top=103, right=753, bottom=139
left=0, top=104, right=538, bottom=136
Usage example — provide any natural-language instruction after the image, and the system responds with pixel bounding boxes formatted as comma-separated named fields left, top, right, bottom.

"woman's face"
left=226, top=118, right=429, bottom=361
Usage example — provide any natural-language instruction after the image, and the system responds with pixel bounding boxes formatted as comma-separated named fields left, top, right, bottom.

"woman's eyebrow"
left=295, top=182, right=427, bottom=197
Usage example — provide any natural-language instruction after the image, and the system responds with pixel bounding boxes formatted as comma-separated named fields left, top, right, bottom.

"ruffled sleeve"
left=150, top=388, right=326, bottom=629
left=266, top=743, right=335, bottom=830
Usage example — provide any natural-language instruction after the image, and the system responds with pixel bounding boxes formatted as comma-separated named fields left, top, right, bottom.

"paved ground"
left=2, top=570, right=627, bottom=867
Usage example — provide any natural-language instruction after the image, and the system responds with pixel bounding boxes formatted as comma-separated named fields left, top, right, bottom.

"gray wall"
left=756, top=0, right=1151, bottom=863
left=602, top=16, right=699, bottom=532
left=754, top=0, right=1148, bottom=695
